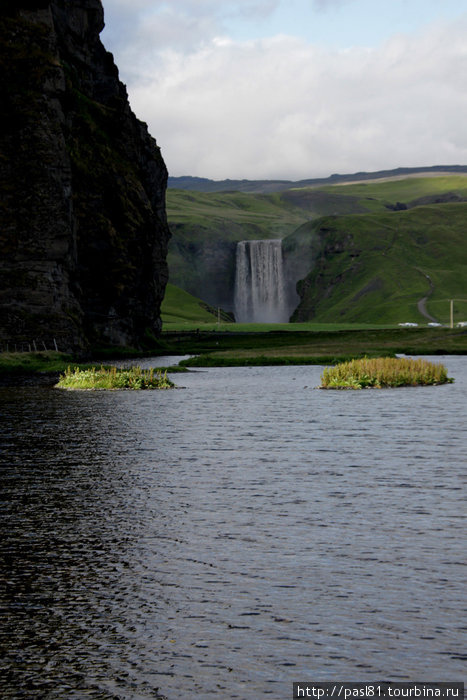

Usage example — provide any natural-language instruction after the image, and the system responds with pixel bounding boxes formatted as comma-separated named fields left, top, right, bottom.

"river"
left=0, top=357, right=465, bottom=699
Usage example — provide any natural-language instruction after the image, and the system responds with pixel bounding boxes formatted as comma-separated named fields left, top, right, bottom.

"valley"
left=166, top=171, right=467, bottom=326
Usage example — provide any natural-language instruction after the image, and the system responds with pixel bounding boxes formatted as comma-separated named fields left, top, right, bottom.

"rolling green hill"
left=166, top=173, right=467, bottom=324
left=289, top=202, right=467, bottom=324
left=317, top=175, right=467, bottom=212
left=168, top=166, right=467, bottom=193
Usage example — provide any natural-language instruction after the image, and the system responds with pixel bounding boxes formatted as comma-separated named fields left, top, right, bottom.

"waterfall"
left=234, top=239, right=288, bottom=323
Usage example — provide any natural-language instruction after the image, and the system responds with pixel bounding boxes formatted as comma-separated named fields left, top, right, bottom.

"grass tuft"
left=319, top=356, right=453, bottom=390
left=55, top=366, right=175, bottom=390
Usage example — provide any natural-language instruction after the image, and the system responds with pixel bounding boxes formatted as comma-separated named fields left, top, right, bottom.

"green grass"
left=0, top=350, right=185, bottom=379
left=168, top=176, right=467, bottom=234
left=319, top=356, right=453, bottom=389
left=319, top=175, right=467, bottom=211
left=162, top=317, right=395, bottom=332
left=180, top=353, right=373, bottom=367
left=2, top=327, right=467, bottom=376
left=163, top=327, right=467, bottom=366
left=167, top=189, right=308, bottom=233
left=161, top=283, right=223, bottom=324
left=0, top=351, right=74, bottom=374
left=55, top=366, right=175, bottom=390
left=289, top=202, right=467, bottom=324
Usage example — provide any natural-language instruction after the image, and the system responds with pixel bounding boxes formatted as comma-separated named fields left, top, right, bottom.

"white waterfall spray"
left=234, top=239, right=288, bottom=323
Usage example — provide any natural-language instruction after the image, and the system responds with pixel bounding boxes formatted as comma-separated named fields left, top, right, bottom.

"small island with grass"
left=319, top=356, right=453, bottom=390
left=55, top=366, right=175, bottom=391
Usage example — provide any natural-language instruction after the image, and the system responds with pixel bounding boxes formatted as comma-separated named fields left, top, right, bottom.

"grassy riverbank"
left=166, top=326, right=467, bottom=366
left=0, top=351, right=74, bottom=375
left=1, top=327, right=466, bottom=378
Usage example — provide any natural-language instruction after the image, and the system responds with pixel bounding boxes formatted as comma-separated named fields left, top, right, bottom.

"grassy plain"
left=162, top=327, right=467, bottom=366
left=166, top=189, right=308, bottom=234
left=318, top=175, right=467, bottom=210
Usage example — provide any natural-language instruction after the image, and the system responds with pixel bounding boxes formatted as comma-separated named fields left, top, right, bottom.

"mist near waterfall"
left=234, top=239, right=290, bottom=323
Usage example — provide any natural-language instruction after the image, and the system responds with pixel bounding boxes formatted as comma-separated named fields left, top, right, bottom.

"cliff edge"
left=0, top=0, right=170, bottom=352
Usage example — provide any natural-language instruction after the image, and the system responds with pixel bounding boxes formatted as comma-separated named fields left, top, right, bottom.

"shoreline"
left=1, top=327, right=466, bottom=385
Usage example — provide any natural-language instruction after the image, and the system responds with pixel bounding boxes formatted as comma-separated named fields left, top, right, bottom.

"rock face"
left=0, top=0, right=170, bottom=352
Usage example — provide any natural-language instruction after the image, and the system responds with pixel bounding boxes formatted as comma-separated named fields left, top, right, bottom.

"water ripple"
left=0, top=357, right=465, bottom=698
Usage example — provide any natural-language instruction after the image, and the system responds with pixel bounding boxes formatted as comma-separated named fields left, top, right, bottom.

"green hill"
left=289, top=202, right=467, bottom=324
left=161, top=283, right=230, bottom=325
left=317, top=175, right=467, bottom=212
left=166, top=173, right=467, bottom=324
left=161, top=284, right=212, bottom=324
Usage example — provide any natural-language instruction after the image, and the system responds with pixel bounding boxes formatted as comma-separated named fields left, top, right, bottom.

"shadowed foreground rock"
left=0, top=0, right=170, bottom=352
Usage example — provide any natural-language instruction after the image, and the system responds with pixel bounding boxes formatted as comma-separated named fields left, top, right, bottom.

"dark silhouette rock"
left=0, top=0, right=170, bottom=351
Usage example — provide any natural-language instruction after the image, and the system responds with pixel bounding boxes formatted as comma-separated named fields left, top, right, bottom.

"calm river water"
left=0, top=357, right=466, bottom=699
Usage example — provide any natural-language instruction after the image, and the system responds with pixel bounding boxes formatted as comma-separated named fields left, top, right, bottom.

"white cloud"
left=102, top=0, right=280, bottom=83
left=312, top=0, right=352, bottom=10
left=101, top=2, right=467, bottom=179
left=103, top=0, right=279, bottom=47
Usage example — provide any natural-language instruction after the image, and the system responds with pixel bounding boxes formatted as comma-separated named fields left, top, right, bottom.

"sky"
left=101, top=0, right=467, bottom=181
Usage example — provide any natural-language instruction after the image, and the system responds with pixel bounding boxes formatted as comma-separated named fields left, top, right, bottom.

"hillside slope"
left=161, top=283, right=234, bottom=325
left=167, top=189, right=309, bottom=309
left=289, top=202, right=467, bottom=324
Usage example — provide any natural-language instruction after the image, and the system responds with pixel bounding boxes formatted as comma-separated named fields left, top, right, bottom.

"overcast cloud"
left=102, top=0, right=467, bottom=180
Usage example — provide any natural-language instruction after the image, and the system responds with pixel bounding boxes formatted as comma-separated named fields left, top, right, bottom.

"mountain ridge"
left=168, top=165, right=467, bottom=194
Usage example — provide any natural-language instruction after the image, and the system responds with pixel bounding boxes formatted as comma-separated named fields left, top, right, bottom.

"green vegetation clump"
left=320, top=356, right=453, bottom=389
left=56, top=366, right=175, bottom=390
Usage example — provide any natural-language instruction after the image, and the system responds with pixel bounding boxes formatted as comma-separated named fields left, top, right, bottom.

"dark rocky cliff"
left=0, top=0, right=170, bottom=352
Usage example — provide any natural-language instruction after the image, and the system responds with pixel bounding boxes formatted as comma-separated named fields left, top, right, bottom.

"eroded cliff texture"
left=0, top=0, right=170, bottom=351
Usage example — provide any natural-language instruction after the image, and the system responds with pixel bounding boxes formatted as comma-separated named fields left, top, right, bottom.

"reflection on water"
left=0, top=357, right=466, bottom=699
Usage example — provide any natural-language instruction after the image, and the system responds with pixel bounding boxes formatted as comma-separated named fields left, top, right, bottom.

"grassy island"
left=319, top=356, right=453, bottom=389
left=55, top=366, right=175, bottom=390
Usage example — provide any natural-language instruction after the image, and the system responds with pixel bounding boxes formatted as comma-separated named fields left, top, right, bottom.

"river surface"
left=0, top=357, right=466, bottom=699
